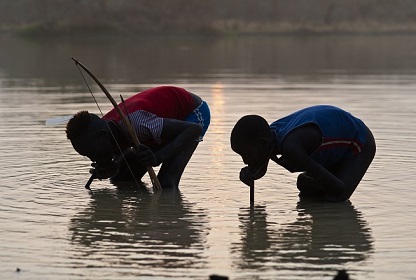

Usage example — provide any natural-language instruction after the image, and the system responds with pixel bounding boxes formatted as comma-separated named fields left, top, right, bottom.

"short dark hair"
left=230, top=115, right=271, bottom=148
left=66, top=111, right=91, bottom=141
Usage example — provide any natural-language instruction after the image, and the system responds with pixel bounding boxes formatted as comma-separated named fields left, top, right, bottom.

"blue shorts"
left=184, top=101, right=210, bottom=142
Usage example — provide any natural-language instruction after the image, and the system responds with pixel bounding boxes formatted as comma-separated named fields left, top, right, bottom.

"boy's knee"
left=297, top=172, right=309, bottom=184
left=297, top=172, right=316, bottom=190
left=297, top=173, right=325, bottom=197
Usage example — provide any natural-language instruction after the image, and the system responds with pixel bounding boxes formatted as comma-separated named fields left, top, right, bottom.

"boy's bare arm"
left=155, top=118, right=202, bottom=163
left=134, top=119, right=201, bottom=166
left=280, top=126, right=345, bottom=195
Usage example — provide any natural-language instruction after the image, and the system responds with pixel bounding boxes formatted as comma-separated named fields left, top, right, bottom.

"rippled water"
left=1, top=35, right=416, bottom=279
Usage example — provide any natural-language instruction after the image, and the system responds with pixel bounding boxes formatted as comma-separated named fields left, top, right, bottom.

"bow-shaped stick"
left=72, top=57, right=162, bottom=191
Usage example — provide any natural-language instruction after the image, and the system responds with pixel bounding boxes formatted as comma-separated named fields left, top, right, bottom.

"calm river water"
left=1, top=34, right=416, bottom=279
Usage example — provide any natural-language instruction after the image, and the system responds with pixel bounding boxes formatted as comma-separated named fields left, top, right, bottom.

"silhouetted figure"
left=231, top=105, right=376, bottom=202
left=66, top=86, right=210, bottom=188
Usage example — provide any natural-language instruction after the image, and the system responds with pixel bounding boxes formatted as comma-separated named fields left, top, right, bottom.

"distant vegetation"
left=2, top=0, right=416, bottom=35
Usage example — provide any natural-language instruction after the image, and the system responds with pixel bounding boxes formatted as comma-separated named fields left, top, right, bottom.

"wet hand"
left=90, top=162, right=117, bottom=180
left=239, top=166, right=254, bottom=187
left=134, top=144, right=159, bottom=167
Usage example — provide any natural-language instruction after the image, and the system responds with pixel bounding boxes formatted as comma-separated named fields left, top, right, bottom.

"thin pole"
left=250, top=181, right=254, bottom=204
left=85, top=173, right=96, bottom=190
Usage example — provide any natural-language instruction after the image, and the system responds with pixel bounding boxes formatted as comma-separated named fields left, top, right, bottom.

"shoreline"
left=3, top=0, right=416, bottom=37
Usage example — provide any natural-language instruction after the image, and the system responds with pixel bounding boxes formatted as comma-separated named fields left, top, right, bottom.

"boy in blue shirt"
left=230, top=105, right=376, bottom=202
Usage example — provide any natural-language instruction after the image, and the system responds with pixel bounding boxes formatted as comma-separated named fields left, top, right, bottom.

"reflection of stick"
left=250, top=181, right=254, bottom=204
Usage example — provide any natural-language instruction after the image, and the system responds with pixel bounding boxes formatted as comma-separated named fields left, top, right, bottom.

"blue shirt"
left=270, top=105, right=368, bottom=168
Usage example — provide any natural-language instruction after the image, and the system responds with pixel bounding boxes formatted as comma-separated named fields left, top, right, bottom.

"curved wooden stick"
left=72, top=57, right=162, bottom=190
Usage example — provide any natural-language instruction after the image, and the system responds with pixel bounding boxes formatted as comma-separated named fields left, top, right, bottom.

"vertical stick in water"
left=250, top=181, right=254, bottom=204
left=85, top=173, right=96, bottom=190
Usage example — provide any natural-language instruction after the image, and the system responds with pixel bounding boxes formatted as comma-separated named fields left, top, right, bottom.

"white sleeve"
left=121, top=110, right=163, bottom=144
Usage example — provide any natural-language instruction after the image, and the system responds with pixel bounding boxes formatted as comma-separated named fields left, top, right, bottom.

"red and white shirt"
left=103, top=86, right=195, bottom=145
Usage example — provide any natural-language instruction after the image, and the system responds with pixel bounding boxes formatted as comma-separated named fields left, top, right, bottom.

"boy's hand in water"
left=240, top=166, right=254, bottom=187
left=90, top=162, right=117, bottom=179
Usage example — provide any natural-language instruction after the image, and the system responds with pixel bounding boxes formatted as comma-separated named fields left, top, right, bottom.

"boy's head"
left=230, top=115, right=273, bottom=176
left=66, top=111, right=113, bottom=165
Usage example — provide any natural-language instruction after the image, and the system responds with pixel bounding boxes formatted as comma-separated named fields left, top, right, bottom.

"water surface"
left=1, top=35, right=416, bottom=279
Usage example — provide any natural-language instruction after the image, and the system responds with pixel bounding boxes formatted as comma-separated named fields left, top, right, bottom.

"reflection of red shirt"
left=102, top=86, right=195, bottom=145
left=103, top=86, right=195, bottom=121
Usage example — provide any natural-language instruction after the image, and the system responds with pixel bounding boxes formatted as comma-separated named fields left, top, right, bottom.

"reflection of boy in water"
left=231, top=105, right=376, bottom=202
left=66, top=86, right=210, bottom=188
left=232, top=201, right=373, bottom=271
left=69, top=188, right=209, bottom=269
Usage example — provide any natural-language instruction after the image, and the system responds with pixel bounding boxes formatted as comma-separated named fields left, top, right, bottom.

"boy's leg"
left=157, top=141, right=199, bottom=188
left=325, top=129, right=376, bottom=202
left=297, top=172, right=325, bottom=197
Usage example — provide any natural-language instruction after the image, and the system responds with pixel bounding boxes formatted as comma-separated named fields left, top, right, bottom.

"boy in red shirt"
left=66, top=86, right=210, bottom=188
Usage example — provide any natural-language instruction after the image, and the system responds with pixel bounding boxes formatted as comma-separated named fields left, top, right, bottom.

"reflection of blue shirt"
left=270, top=105, right=368, bottom=167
